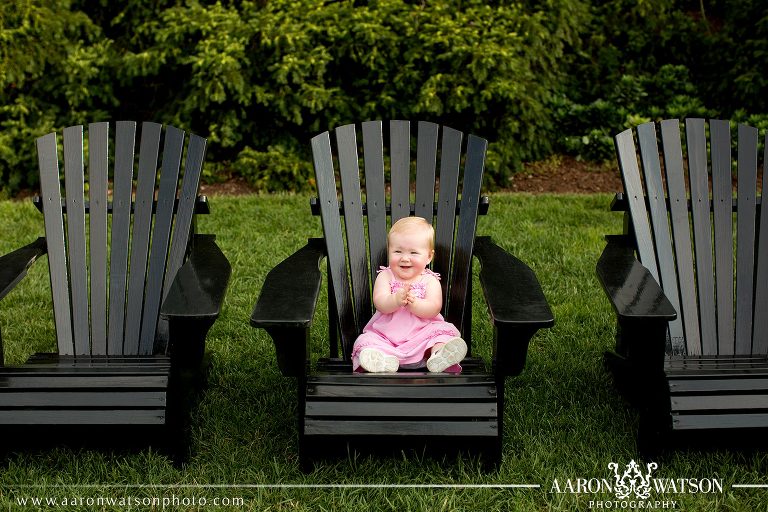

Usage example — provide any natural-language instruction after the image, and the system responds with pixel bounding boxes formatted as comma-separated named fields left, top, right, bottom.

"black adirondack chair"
left=598, top=118, right=768, bottom=451
left=0, top=121, right=230, bottom=457
left=251, top=120, right=553, bottom=468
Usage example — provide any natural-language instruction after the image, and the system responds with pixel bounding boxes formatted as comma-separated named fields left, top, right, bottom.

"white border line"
left=732, top=484, right=768, bottom=489
left=8, top=484, right=539, bottom=489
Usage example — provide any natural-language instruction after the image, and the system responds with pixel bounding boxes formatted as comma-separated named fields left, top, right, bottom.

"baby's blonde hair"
left=388, top=217, right=435, bottom=251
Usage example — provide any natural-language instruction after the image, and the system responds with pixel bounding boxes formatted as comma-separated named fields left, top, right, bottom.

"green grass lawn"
left=0, top=193, right=767, bottom=511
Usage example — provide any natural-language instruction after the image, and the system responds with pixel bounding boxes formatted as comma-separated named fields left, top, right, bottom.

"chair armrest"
left=0, top=238, right=47, bottom=300
left=474, top=236, right=554, bottom=377
left=250, top=238, right=326, bottom=376
left=596, top=235, right=677, bottom=321
left=474, top=236, right=554, bottom=328
left=161, top=234, right=231, bottom=319
left=251, top=238, right=325, bottom=329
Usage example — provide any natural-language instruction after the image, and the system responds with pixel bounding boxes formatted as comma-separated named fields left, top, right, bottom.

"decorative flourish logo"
left=608, top=460, right=658, bottom=500
left=550, top=459, right=723, bottom=509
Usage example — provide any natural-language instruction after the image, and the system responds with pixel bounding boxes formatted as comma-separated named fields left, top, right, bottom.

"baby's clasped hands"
left=395, top=283, right=410, bottom=306
left=405, top=284, right=419, bottom=305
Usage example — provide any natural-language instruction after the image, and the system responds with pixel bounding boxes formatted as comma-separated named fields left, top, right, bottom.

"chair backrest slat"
left=88, top=122, right=109, bottom=354
left=124, top=122, right=162, bottom=354
left=37, top=133, right=74, bottom=354
left=753, top=136, right=768, bottom=353
left=362, top=121, right=388, bottom=282
left=313, top=131, right=358, bottom=355
left=389, top=121, right=411, bottom=223
left=446, top=135, right=485, bottom=332
left=336, top=124, right=371, bottom=333
left=710, top=119, right=735, bottom=355
left=149, top=132, right=207, bottom=354
left=136, top=125, right=184, bottom=355
left=107, top=121, right=137, bottom=354
left=164, top=133, right=207, bottom=296
left=434, top=127, right=463, bottom=309
left=636, top=123, right=685, bottom=353
left=615, top=130, right=659, bottom=278
left=660, top=119, right=701, bottom=355
left=63, top=126, right=90, bottom=354
left=734, top=124, right=758, bottom=354
left=686, top=119, right=718, bottom=355
left=414, top=122, right=438, bottom=221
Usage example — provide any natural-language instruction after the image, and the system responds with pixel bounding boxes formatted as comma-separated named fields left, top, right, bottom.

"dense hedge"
left=1, top=0, right=766, bottom=195
left=558, top=0, right=768, bottom=160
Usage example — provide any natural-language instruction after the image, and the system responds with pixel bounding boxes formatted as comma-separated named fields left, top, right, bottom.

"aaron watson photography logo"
left=550, top=460, right=724, bottom=509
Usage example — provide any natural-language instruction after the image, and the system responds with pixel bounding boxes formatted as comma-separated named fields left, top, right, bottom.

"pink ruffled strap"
left=377, top=266, right=391, bottom=274
left=422, top=268, right=441, bottom=281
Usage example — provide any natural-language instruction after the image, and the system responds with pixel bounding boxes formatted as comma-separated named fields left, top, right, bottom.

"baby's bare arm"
left=373, top=273, right=407, bottom=313
left=406, top=277, right=443, bottom=319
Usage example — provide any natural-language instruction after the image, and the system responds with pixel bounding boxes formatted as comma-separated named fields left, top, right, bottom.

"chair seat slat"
left=306, top=401, right=496, bottom=418
left=674, top=394, right=768, bottom=411
left=0, top=375, right=169, bottom=388
left=670, top=378, right=768, bottom=393
left=0, top=391, right=166, bottom=408
left=307, top=384, right=495, bottom=399
left=0, top=410, right=166, bottom=425
left=673, top=413, right=768, bottom=430
left=304, top=419, right=497, bottom=437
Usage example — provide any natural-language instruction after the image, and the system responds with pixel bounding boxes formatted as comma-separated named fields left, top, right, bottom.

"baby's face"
left=388, top=230, right=433, bottom=283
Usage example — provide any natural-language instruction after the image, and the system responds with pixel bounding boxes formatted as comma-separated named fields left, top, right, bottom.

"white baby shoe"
left=359, top=348, right=399, bottom=373
left=426, top=337, right=467, bottom=373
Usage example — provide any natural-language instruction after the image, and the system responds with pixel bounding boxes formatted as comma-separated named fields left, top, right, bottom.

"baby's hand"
left=405, top=288, right=419, bottom=304
left=394, top=285, right=409, bottom=306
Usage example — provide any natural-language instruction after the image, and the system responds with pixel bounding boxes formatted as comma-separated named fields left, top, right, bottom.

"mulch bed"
left=510, top=156, right=622, bottom=194
left=197, top=156, right=624, bottom=197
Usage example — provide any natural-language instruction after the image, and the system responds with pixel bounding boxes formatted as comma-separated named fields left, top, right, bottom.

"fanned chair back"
left=35, top=121, right=206, bottom=357
left=616, top=118, right=766, bottom=357
left=310, top=120, right=487, bottom=360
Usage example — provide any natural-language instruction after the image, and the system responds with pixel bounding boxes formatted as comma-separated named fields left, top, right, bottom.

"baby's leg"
left=353, top=332, right=399, bottom=373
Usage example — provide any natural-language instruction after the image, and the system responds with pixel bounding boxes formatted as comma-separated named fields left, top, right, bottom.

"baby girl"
left=351, top=216, right=467, bottom=373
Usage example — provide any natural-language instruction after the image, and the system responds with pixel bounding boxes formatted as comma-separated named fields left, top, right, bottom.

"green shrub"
left=0, top=0, right=114, bottom=193
left=0, top=0, right=587, bottom=193
left=3, top=0, right=768, bottom=195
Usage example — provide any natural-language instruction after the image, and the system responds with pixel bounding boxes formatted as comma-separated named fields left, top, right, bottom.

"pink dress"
left=351, top=267, right=461, bottom=372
